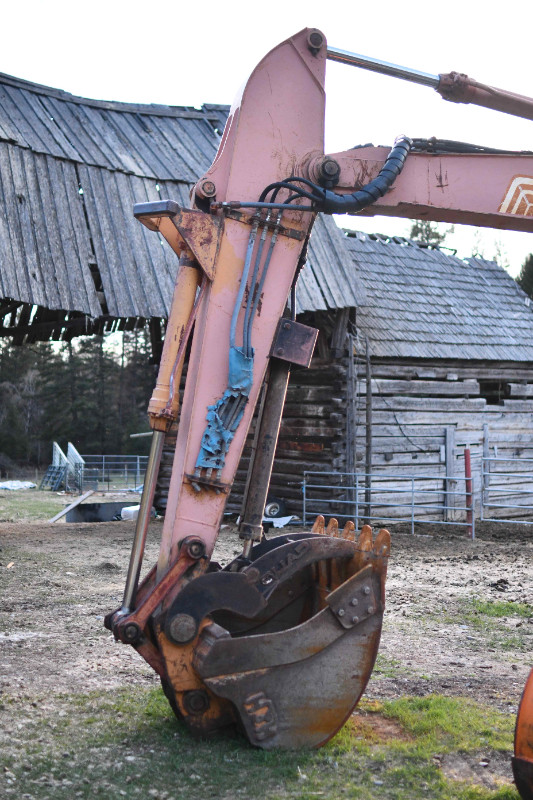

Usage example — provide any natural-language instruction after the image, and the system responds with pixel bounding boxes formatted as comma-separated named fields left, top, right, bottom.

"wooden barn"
left=259, top=232, right=533, bottom=524
left=2, top=71, right=533, bottom=522
left=0, top=70, right=226, bottom=347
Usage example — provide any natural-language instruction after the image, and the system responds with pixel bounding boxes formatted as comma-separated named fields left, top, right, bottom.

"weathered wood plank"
left=6, top=145, right=47, bottom=307
left=356, top=378, right=480, bottom=396
left=505, top=383, right=533, bottom=398
left=48, top=490, right=95, bottom=523
left=355, top=397, right=487, bottom=412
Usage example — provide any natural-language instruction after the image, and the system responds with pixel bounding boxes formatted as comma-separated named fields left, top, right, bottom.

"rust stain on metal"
left=435, top=160, right=449, bottom=190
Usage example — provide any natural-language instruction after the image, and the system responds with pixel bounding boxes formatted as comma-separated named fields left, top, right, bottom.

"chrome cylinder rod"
left=121, top=429, right=165, bottom=613
left=326, top=45, right=439, bottom=89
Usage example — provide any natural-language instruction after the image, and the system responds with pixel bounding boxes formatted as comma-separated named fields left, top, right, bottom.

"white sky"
left=3, top=0, right=533, bottom=274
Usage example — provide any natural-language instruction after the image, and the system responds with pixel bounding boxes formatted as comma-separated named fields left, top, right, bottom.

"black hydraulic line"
left=244, top=213, right=282, bottom=356
left=217, top=200, right=315, bottom=211
left=260, top=179, right=325, bottom=204
left=243, top=214, right=271, bottom=357
left=411, top=137, right=533, bottom=155
left=316, top=135, right=412, bottom=214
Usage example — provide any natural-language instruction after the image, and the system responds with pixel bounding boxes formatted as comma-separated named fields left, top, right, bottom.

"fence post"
left=445, top=427, right=455, bottom=521
left=136, top=456, right=141, bottom=487
left=481, top=424, right=489, bottom=521
left=411, top=477, right=415, bottom=535
left=303, top=474, right=307, bottom=526
left=355, top=473, right=359, bottom=529
left=465, top=448, right=473, bottom=539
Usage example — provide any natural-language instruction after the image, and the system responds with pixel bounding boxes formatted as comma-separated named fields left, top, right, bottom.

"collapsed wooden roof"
left=0, top=73, right=362, bottom=343
left=346, top=231, right=533, bottom=361
left=1, top=70, right=531, bottom=361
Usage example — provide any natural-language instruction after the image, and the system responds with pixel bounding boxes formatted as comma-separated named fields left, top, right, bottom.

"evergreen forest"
left=0, top=330, right=156, bottom=471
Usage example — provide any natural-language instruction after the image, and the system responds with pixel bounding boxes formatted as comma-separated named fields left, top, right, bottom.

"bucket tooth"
left=341, top=520, right=356, bottom=541
left=358, top=524, right=373, bottom=549
left=312, top=514, right=326, bottom=534
left=326, top=517, right=339, bottom=537
left=373, top=528, right=391, bottom=557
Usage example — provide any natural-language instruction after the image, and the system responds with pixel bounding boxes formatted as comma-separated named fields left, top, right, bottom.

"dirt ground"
left=1, top=516, right=532, bottom=790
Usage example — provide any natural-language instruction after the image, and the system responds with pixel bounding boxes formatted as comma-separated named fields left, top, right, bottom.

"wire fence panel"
left=303, top=470, right=475, bottom=537
left=481, top=456, right=533, bottom=524
left=78, top=455, right=149, bottom=492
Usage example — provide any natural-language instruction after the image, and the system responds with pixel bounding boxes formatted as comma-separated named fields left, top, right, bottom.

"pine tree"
left=0, top=328, right=155, bottom=466
left=516, top=254, right=533, bottom=297
left=409, top=221, right=453, bottom=248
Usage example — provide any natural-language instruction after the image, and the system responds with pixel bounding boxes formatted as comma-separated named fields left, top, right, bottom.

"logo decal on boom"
left=499, top=176, right=533, bottom=216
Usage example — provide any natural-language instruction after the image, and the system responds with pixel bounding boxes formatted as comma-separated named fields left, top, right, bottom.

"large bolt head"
left=307, top=29, right=325, bottom=53
left=122, top=623, right=141, bottom=643
left=182, top=537, right=206, bottom=560
left=168, top=613, right=197, bottom=644
left=201, top=180, right=216, bottom=197
left=183, top=690, right=210, bottom=715
left=321, top=159, right=340, bottom=177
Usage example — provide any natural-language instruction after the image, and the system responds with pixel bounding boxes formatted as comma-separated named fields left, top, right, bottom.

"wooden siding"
left=344, top=357, right=533, bottom=522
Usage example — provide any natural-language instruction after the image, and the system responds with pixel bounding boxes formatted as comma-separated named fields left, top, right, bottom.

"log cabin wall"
left=156, top=231, right=533, bottom=524
left=346, top=356, right=533, bottom=521
left=226, top=353, right=533, bottom=523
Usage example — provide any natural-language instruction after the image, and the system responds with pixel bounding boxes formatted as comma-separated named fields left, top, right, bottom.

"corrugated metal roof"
left=345, top=232, right=533, bottom=361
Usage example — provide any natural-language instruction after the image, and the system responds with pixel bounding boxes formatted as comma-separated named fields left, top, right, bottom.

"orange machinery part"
left=514, top=668, right=533, bottom=800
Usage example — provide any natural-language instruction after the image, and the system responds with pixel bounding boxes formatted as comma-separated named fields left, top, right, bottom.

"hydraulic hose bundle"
left=217, top=135, right=412, bottom=215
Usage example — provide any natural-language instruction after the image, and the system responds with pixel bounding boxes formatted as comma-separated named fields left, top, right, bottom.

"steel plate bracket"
left=269, top=318, right=319, bottom=367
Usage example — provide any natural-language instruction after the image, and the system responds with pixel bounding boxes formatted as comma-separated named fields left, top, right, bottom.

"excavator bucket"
left=514, top=668, right=533, bottom=800
left=118, top=518, right=390, bottom=749
left=108, top=519, right=390, bottom=748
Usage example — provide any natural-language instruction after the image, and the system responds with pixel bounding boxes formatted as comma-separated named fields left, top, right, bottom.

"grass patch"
left=0, top=688, right=519, bottom=800
left=470, top=600, right=533, bottom=620
left=372, top=653, right=404, bottom=678
left=432, top=598, right=533, bottom=653
left=0, top=489, right=66, bottom=522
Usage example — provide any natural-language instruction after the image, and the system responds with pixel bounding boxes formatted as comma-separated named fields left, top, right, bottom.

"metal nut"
left=362, top=585, right=371, bottom=596
left=337, top=608, right=345, bottom=617
left=307, top=29, right=324, bottom=52
left=367, top=606, right=375, bottom=615
left=350, top=598, right=358, bottom=607
left=185, top=538, right=206, bottom=560
left=321, top=158, right=340, bottom=178
left=351, top=616, right=360, bottom=625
